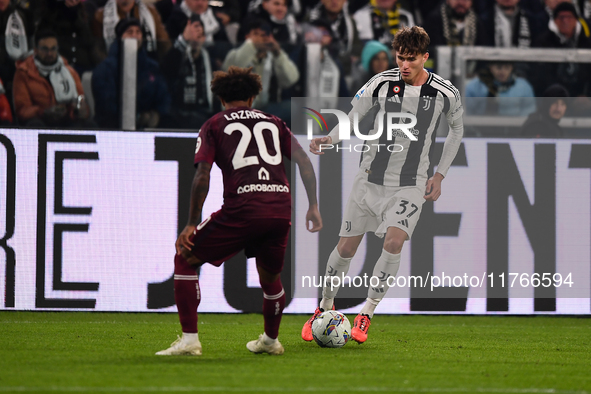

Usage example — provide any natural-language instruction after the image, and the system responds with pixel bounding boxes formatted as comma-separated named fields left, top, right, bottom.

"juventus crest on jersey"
left=350, top=68, right=463, bottom=187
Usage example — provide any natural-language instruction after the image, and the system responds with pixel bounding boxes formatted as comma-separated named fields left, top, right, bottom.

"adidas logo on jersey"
left=355, top=88, right=365, bottom=100
left=397, top=219, right=409, bottom=228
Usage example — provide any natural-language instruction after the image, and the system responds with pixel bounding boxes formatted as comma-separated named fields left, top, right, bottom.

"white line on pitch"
left=0, top=387, right=587, bottom=393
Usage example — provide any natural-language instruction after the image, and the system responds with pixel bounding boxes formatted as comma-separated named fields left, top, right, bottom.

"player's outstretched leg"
left=156, top=254, right=202, bottom=356
left=352, top=248, right=401, bottom=343
left=302, top=308, right=322, bottom=342
left=302, top=246, right=352, bottom=341
left=247, top=269, right=285, bottom=355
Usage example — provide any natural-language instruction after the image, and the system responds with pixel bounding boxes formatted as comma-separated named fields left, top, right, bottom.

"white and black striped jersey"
left=329, top=68, right=463, bottom=187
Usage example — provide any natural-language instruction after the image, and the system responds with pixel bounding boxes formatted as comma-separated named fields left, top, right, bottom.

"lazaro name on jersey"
left=223, top=109, right=269, bottom=121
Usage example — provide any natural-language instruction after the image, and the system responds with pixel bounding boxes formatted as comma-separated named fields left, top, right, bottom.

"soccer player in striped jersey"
left=302, top=26, right=464, bottom=344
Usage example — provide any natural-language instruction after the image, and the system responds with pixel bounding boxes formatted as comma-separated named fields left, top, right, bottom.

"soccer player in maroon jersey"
left=156, top=66, right=323, bottom=356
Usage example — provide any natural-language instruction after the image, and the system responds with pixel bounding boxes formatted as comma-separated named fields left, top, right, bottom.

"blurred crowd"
left=0, top=0, right=590, bottom=136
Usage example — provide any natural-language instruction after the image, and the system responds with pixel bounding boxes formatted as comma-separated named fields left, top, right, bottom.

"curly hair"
left=391, top=26, right=430, bottom=55
left=210, top=66, right=263, bottom=103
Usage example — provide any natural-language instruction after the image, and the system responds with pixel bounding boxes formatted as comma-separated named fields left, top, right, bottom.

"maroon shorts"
left=190, top=210, right=291, bottom=274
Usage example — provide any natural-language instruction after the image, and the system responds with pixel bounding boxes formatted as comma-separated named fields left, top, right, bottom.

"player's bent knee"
left=337, top=236, right=363, bottom=258
left=336, top=244, right=356, bottom=258
left=179, top=247, right=202, bottom=266
left=256, top=264, right=281, bottom=285
left=175, top=252, right=202, bottom=275
left=383, top=236, right=405, bottom=254
left=383, top=227, right=408, bottom=254
left=383, top=241, right=403, bottom=254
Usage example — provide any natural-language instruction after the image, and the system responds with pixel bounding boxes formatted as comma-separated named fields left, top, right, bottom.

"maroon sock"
left=174, top=254, right=200, bottom=334
left=260, top=277, right=285, bottom=340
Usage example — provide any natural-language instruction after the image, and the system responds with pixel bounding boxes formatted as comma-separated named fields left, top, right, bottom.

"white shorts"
left=339, top=173, right=426, bottom=240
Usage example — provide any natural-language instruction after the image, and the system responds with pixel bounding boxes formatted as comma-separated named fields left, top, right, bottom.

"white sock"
left=182, top=332, right=199, bottom=344
left=359, top=298, right=380, bottom=318
left=262, top=332, right=277, bottom=345
left=360, top=249, right=401, bottom=318
left=320, top=247, right=353, bottom=310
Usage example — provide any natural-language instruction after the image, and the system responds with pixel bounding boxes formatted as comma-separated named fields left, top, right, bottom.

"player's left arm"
left=425, top=98, right=464, bottom=202
left=175, top=162, right=212, bottom=254
left=292, top=146, right=323, bottom=233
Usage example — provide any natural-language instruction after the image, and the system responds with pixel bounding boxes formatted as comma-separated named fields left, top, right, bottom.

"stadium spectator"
left=479, top=0, right=541, bottom=48
left=156, top=66, right=322, bottom=356
left=303, top=26, right=464, bottom=344
left=473, top=0, right=545, bottom=20
left=535, top=2, right=591, bottom=47
left=223, top=19, right=299, bottom=125
left=540, top=0, right=591, bottom=35
left=532, top=2, right=591, bottom=99
left=0, top=77, right=13, bottom=125
left=307, top=0, right=362, bottom=74
left=239, top=0, right=300, bottom=47
left=92, top=18, right=170, bottom=129
left=1, top=0, right=33, bottom=104
left=289, top=20, right=350, bottom=106
left=424, top=0, right=492, bottom=47
left=465, top=61, right=536, bottom=116
left=353, top=0, right=415, bottom=45
left=208, top=0, right=242, bottom=26
left=160, top=19, right=218, bottom=129
left=38, top=0, right=99, bottom=75
left=350, top=39, right=393, bottom=94
left=521, top=83, right=568, bottom=137
left=0, top=0, right=32, bottom=62
left=166, top=0, right=229, bottom=45
left=92, top=0, right=171, bottom=62
left=165, top=0, right=232, bottom=68
left=247, top=0, right=314, bottom=21
left=12, top=29, right=93, bottom=128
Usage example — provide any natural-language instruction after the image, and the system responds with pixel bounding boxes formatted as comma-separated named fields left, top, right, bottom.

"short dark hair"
left=35, top=29, right=58, bottom=47
left=115, top=17, right=142, bottom=39
left=246, top=18, right=272, bottom=35
left=553, top=2, right=578, bottom=19
left=211, top=66, right=262, bottom=103
left=391, top=26, right=430, bottom=55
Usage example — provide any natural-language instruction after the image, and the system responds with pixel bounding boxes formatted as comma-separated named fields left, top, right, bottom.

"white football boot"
left=156, top=336, right=202, bottom=356
left=246, top=334, right=284, bottom=355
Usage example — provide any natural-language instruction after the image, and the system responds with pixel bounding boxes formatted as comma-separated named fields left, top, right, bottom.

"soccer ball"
left=311, top=310, right=351, bottom=348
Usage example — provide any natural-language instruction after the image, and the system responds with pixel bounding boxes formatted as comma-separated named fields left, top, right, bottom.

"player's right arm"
left=176, top=161, right=212, bottom=255
left=292, top=146, right=323, bottom=232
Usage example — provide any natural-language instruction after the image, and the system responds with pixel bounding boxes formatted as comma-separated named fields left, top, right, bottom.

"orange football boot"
left=301, top=305, right=335, bottom=341
left=351, top=314, right=371, bottom=343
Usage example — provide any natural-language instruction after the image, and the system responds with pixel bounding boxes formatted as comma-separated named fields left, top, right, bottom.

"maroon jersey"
left=194, top=106, right=302, bottom=219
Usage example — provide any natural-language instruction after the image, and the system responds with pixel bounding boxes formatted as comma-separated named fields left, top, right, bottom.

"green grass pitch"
left=0, top=312, right=589, bottom=393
